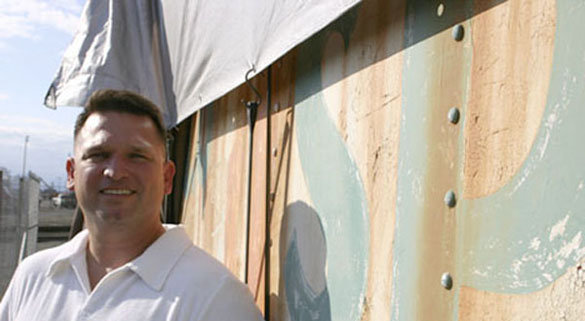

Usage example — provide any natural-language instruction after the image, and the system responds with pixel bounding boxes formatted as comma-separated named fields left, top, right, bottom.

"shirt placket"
left=74, top=266, right=130, bottom=320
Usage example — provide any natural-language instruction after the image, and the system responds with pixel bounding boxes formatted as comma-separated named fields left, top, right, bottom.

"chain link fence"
left=0, top=171, right=40, bottom=299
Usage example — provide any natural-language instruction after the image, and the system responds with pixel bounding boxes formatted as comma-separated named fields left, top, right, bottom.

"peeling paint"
left=530, top=238, right=541, bottom=251
left=557, top=233, right=582, bottom=259
left=549, top=215, right=569, bottom=241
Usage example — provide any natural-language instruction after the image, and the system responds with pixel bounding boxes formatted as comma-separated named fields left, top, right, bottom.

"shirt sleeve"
left=196, top=275, right=264, bottom=321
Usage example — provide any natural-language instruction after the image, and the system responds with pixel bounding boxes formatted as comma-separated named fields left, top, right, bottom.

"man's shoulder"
left=159, top=226, right=237, bottom=285
left=6, top=240, right=75, bottom=296
left=173, top=244, right=238, bottom=284
left=16, top=242, right=71, bottom=276
left=153, top=225, right=261, bottom=319
left=19, top=229, right=86, bottom=275
left=170, top=245, right=263, bottom=320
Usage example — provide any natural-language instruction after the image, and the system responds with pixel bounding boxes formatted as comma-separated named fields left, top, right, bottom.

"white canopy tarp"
left=44, top=0, right=361, bottom=127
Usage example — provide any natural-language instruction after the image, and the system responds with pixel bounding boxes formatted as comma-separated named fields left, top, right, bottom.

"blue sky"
left=0, top=0, right=85, bottom=189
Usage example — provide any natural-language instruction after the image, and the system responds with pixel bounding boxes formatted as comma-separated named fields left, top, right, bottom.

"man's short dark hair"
left=74, top=89, right=167, bottom=144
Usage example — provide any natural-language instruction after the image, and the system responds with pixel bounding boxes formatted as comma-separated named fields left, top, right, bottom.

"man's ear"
left=163, top=160, right=176, bottom=195
left=66, top=157, right=75, bottom=191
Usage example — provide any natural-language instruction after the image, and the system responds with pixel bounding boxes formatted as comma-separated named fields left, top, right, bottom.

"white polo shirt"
left=0, top=225, right=263, bottom=321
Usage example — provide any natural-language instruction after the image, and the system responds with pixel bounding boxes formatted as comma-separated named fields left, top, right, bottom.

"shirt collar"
left=126, top=224, right=192, bottom=292
left=46, top=224, right=193, bottom=293
left=46, top=229, right=89, bottom=278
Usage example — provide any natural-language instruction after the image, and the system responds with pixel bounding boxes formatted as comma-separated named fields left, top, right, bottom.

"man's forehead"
left=75, top=112, right=163, bottom=149
left=83, top=111, right=155, bottom=129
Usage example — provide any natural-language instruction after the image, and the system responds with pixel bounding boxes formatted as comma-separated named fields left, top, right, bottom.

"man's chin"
left=94, top=209, right=134, bottom=222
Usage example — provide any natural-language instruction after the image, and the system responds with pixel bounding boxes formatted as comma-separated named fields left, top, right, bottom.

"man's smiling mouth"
left=101, top=189, right=134, bottom=195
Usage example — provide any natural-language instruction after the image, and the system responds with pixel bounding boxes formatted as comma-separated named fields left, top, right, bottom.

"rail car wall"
left=178, top=0, right=585, bottom=319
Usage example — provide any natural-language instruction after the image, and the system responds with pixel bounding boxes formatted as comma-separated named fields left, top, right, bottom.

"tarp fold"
left=45, top=0, right=361, bottom=127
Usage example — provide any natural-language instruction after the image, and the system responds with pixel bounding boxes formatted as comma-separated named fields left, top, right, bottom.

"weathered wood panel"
left=267, top=53, right=298, bottom=320
left=181, top=85, right=251, bottom=281
left=312, top=0, right=406, bottom=319
left=247, top=73, right=269, bottom=311
left=181, top=73, right=269, bottom=311
left=463, top=0, right=556, bottom=198
left=178, top=0, right=585, bottom=320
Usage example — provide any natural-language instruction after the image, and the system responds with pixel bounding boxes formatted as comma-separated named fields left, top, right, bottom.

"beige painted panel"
left=463, top=0, right=556, bottom=198
left=181, top=87, right=251, bottom=281
left=319, top=0, right=405, bottom=318
left=268, top=53, right=302, bottom=321
left=247, top=72, right=269, bottom=311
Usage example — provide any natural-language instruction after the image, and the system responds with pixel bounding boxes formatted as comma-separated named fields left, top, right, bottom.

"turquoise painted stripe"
left=289, top=20, right=370, bottom=321
left=391, top=0, right=472, bottom=319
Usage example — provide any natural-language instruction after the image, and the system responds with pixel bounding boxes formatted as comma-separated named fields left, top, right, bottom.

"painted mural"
left=393, top=0, right=585, bottom=319
left=180, top=0, right=585, bottom=320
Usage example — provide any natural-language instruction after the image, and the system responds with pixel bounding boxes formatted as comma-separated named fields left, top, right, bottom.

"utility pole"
left=18, top=135, right=29, bottom=260
left=21, top=135, right=29, bottom=177
left=0, top=170, right=3, bottom=217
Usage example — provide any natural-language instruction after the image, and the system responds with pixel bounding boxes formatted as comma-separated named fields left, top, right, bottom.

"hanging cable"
left=243, top=67, right=261, bottom=285
left=264, top=65, right=272, bottom=320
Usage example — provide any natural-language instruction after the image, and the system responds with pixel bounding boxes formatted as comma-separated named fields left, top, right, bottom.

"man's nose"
left=102, top=156, right=128, bottom=180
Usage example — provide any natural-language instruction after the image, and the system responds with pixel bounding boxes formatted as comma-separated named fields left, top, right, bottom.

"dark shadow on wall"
left=279, top=201, right=330, bottom=321
left=165, top=116, right=193, bottom=223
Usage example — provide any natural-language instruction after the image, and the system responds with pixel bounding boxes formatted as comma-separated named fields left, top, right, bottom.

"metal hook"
left=244, top=67, right=262, bottom=107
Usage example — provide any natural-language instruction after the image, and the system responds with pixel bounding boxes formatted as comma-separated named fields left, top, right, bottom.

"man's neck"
left=85, top=222, right=165, bottom=290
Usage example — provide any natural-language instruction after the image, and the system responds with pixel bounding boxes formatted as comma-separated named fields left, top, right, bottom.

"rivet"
left=448, top=107, right=460, bottom=124
left=269, top=239, right=273, bottom=247
left=444, top=190, right=457, bottom=208
left=274, top=103, right=280, bottom=112
left=452, top=24, right=464, bottom=41
left=272, top=148, right=278, bottom=157
left=270, top=192, right=276, bottom=202
left=437, top=3, right=445, bottom=17
left=441, top=272, right=453, bottom=290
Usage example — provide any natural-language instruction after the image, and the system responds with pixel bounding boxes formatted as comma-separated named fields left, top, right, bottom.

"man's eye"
left=130, top=153, right=147, bottom=160
left=87, top=152, right=108, bottom=160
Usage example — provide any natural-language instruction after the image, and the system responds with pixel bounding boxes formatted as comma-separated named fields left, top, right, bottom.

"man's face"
left=66, top=111, right=175, bottom=227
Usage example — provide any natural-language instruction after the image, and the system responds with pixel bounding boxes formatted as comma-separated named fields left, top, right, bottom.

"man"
left=0, top=90, right=263, bottom=320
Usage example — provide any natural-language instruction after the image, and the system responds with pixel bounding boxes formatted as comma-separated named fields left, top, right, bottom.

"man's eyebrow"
left=129, top=144, right=155, bottom=153
left=129, top=146, right=162, bottom=160
left=84, top=145, right=107, bottom=153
